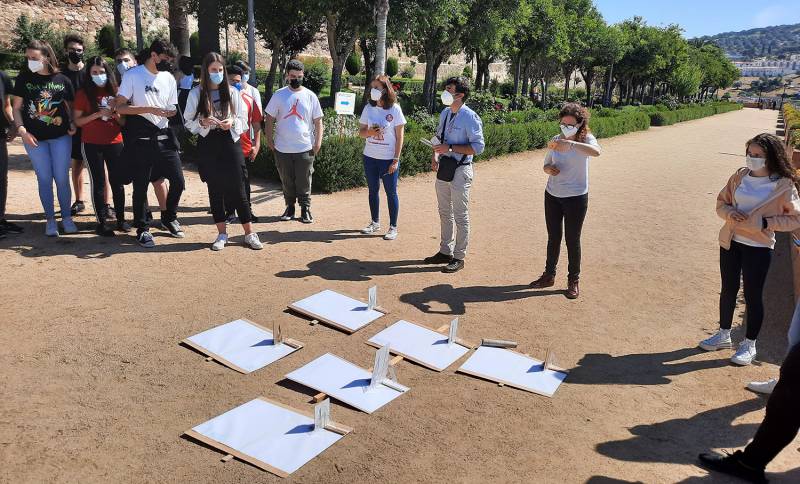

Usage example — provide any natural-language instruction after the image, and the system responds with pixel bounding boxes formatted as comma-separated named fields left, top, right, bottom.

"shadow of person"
left=6, top=235, right=209, bottom=259
left=677, top=466, right=800, bottom=483
left=568, top=348, right=731, bottom=386
left=275, top=255, right=443, bottom=281
left=262, top=229, right=368, bottom=245
left=595, top=398, right=765, bottom=467
left=585, top=477, right=644, bottom=484
left=399, top=283, right=561, bottom=315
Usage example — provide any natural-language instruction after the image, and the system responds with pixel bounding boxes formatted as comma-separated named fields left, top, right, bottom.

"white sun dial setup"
left=288, top=286, right=387, bottom=334
left=367, top=317, right=472, bottom=372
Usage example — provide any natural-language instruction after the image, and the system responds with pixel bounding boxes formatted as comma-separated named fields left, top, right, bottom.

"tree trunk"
left=422, top=55, right=437, bottom=113
left=326, top=14, right=356, bottom=100
left=521, top=75, right=529, bottom=100
left=374, top=0, right=389, bottom=75
left=563, top=65, right=571, bottom=101
left=474, top=51, right=483, bottom=91
left=198, top=0, right=221, bottom=57
left=603, top=63, right=614, bottom=107
left=112, top=0, right=123, bottom=49
left=133, top=0, right=144, bottom=51
left=512, top=56, right=521, bottom=106
left=649, top=79, right=656, bottom=104
left=360, top=37, right=375, bottom=105
left=264, top=43, right=281, bottom=101
left=540, top=78, right=547, bottom=108
left=484, top=69, right=490, bottom=92
left=582, top=68, right=594, bottom=106
left=168, top=0, right=191, bottom=56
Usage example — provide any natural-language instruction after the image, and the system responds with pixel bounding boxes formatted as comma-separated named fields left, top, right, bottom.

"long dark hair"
left=83, top=56, right=118, bottom=113
left=195, top=52, right=233, bottom=120
left=558, top=103, right=591, bottom=143
left=24, top=39, right=60, bottom=74
left=746, top=133, right=799, bottom=186
left=369, top=75, right=397, bottom=109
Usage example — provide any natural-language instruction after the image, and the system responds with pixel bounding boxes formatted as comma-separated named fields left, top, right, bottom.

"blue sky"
left=594, top=0, right=800, bottom=38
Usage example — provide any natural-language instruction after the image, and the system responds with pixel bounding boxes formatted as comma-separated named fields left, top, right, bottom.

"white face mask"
left=91, top=74, right=107, bottom=87
left=441, top=90, right=454, bottom=106
left=117, top=62, right=131, bottom=76
left=745, top=155, right=767, bottom=171
left=560, top=124, right=580, bottom=138
left=370, top=88, right=383, bottom=102
left=28, top=59, right=45, bottom=73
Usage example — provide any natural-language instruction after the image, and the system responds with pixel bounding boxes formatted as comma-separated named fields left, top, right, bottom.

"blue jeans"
left=363, top=155, right=399, bottom=227
left=24, top=135, right=73, bottom=219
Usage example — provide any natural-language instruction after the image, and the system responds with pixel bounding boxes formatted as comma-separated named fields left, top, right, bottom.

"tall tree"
left=134, top=0, right=144, bottom=51
left=462, top=0, right=521, bottom=91
left=555, top=0, right=603, bottom=101
left=197, top=0, right=221, bottom=56
left=374, top=0, right=390, bottom=75
left=577, top=20, right=625, bottom=106
left=111, top=0, right=123, bottom=49
left=169, top=0, right=191, bottom=56
left=324, top=0, right=372, bottom=99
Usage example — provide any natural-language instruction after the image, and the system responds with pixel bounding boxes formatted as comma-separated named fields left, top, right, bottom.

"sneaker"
left=62, top=217, right=78, bottom=234
left=164, top=220, right=185, bottom=238
left=566, top=279, right=580, bottom=299
left=225, top=212, right=237, bottom=225
left=384, top=226, right=398, bottom=240
left=95, top=223, right=115, bottom=237
left=699, top=330, right=733, bottom=351
left=211, top=233, right=228, bottom=251
left=137, top=230, right=155, bottom=248
left=362, top=221, right=381, bottom=234
left=300, top=206, right=313, bottom=224
left=244, top=232, right=263, bottom=250
left=70, top=200, right=85, bottom=215
left=45, top=219, right=59, bottom=237
left=732, top=339, right=757, bottom=366
left=746, top=378, right=777, bottom=395
left=424, top=252, right=453, bottom=264
left=116, top=220, right=132, bottom=233
left=530, top=273, right=555, bottom=288
left=443, top=259, right=465, bottom=273
left=280, top=205, right=295, bottom=221
left=698, top=450, right=767, bottom=484
left=0, top=220, right=24, bottom=234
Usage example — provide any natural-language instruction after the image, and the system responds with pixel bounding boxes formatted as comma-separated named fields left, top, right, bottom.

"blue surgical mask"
left=91, top=74, right=107, bottom=87
left=242, top=73, right=250, bottom=84
left=117, top=62, right=130, bottom=76
left=232, top=82, right=243, bottom=91
left=209, top=71, right=224, bottom=85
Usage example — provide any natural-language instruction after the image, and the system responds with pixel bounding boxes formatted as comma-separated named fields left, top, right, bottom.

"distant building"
left=735, top=60, right=800, bottom=77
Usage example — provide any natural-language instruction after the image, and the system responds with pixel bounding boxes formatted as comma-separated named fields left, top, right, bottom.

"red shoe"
left=566, top=279, right=579, bottom=299
left=530, top=273, right=555, bottom=288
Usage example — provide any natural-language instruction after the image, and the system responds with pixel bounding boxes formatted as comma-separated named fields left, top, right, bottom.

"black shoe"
left=0, top=219, right=24, bottom=234
left=250, top=213, right=259, bottom=223
left=698, top=451, right=767, bottom=483
left=146, top=210, right=154, bottom=223
left=423, top=252, right=453, bottom=264
left=164, top=219, right=185, bottom=238
left=443, top=259, right=465, bottom=273
left=95, top=223, right=115, bottom=237
left=280, top=205, right=295, bottom=221
left=300, top=206, right=313, bottom=224
left=70, top=200, right=85, bottom=215
left=0, top=228, right=6, bottom=239
left=116, top=220, right=132, bottom=233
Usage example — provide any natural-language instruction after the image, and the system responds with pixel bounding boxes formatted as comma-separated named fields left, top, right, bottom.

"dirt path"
left=1, top=108, right=797, bottom=483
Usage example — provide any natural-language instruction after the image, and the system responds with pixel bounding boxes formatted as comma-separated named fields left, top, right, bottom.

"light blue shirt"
left=544, top=133, right=600, bottom=198
left=435, top=104, right=485, bottom=163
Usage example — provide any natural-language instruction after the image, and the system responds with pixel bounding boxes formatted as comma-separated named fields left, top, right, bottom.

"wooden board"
left=457, top=346, right=567, bottom=398
left=288, top=289, right=386, bottom=334
left=366, top=320, right=471, bottom=372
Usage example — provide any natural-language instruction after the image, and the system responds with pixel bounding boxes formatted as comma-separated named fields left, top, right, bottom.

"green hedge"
left=0, top=51, right=25, bottom=71
left=649, top=102, right=743, bottom=126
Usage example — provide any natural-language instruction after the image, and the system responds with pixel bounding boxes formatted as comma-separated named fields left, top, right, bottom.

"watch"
left=448, top=144, right=453, bottom=153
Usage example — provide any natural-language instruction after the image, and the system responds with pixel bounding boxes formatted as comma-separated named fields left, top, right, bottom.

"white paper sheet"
left=189, top=398, right=344, bottom=475
left=367, top=320, right=470, bottom=372
left=185, top=319, right=299, bottom=373
left=290, top=290, right=384, bottom=333
left=457, top=346, right=567, bottom=397
left=285, top=353, right=409, bottom=414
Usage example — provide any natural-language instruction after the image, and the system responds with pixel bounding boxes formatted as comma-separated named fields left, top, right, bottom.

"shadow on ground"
left=399, top=283, right=562, bottom=315
left=275, top=255, right=444, bottom=281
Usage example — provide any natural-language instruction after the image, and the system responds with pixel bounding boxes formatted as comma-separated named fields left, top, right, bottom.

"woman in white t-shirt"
left=358, top=75, right=406, bottom=240
left=530, top=103, right=601, bottom=299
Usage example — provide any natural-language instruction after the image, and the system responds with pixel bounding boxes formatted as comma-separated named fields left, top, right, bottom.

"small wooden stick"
left=481, top=338, right=518, bottom=348
left=324, top=423, right=350, bottom=435
left=283, top=338, right=302, bottom=349
left=221, top=454, right=234, bottom=463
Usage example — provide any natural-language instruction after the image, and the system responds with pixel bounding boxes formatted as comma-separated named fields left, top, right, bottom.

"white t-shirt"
left=245, top=83, right=262, bottom=114
left=360, top=103, right=406, bottom=160
left=733, top=173, right=780, bottom=248
left=118, top=65, right=178, bottom=129
left=544, top=134, right=600, bottom=198
left=265, top=86, right=323, bottom=153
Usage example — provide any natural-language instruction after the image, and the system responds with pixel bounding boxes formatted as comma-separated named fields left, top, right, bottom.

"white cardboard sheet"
left=285, top=353, right=409, bottom=414
left=187, top=397, right=347, bottom=476
left=457, top=346, right=567, bottom=397
left=184, top=319, right=300, bottom=374
left=289, top=289, right=384, bottom=333
left=367, top=320, right=470, bottom=371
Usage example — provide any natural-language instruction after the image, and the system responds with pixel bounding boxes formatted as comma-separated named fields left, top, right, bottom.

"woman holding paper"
left=699, top=133, right=800, bottom=365
left=358, top=75, right=406, bottom=240
left=530, top=103, right=601, bottom=299
left=184, top=52, right=262, bottom=251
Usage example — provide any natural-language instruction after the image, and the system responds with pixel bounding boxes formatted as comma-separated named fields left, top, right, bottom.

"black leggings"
left=129, top=137, right=185, bottom=231
left=544, top=191, right=589, bottom=281
left=0, top=137, right=7, bottom=219
left=719, top=241, right=773, bottom=340
left=81, top=142, right=125, bottom=224
left=198, top=130, right=251, bottom=225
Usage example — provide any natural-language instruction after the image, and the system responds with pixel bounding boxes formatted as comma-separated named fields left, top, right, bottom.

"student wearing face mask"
left=530, top=103, right=601, bottom=299
left=358, top=75, right=405, bottom=240
left=227, top=65, right=262, bottom=222
left=234, top=60, right=262, bottom=118
left=114, top=39, right=185, bottom=248
left=0, top=68, right=24, bottom=238
left=10, top=40, right=78, bottom=236
left=61, top=34, right=93, bottom=217
left=699, top=133, right=800, bottom=366
left=73, top=56, right=127, bottom=236
left=114, top=48, right=137, bottom=82
left=184, top=53, right=262, bottom=251
left=265, top=59, right=324, bottom=224
left=176, top=55, right=194, bottom=115
left=425, top=76, right=485, bottom=273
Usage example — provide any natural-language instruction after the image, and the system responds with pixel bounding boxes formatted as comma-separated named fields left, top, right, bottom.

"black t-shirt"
left=62, top=65, right=84, bottom=92
left=13, top=71, right=75, bottom=141
left=0, top=70, right=12, bottom=132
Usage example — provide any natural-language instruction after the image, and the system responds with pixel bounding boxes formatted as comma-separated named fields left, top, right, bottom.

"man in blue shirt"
left=424, top=76, right=485, bottom=273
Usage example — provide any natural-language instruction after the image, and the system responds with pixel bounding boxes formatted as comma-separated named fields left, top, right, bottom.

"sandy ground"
left=1, top=108, right=798, bottom=483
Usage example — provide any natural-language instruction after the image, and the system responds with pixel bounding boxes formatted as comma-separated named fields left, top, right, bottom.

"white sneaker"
left=362, top=221, right=381, bottom=234
left=384, top=226, right=398, bottom=240
left=731, top=339, right=757, bottom=366
left=746, top=378, right=777, bottom=394
left=244, top=232, right=263, bottom=250
left=45, top=219, right=59, bottom=237
left=211, top=234, right=228, bottom=251
left=62, top=217, right=78, bottom=234
left=699, top=330, right=733, bottom=351
left=136, top=231, right=155, bottom=248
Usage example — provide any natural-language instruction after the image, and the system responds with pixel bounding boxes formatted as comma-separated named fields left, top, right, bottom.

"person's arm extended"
left=182, top=90, right=209, bottom=136
left=11, top=97, right=36, bottom=146
left=312, top=116, right=323, bottom=154
left=359, top=123, right=378, bottom=139
left=251, top=121, right=262, bottom=159
left=2, top=95, right=12, bottom=127
left=113, top=95, right=173, bottom=117
left=265, top=114, right=275, bottom=150
left=74, top=106, right=113, bottom=128
left=570, top=140, right=601, bottom=156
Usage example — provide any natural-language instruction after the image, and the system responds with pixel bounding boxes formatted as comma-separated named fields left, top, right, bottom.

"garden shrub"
left=386, top=57, right=399, bottom=77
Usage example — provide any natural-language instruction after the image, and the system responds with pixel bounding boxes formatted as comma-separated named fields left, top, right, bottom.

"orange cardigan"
left=717, top=168, right=800, bottom=250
